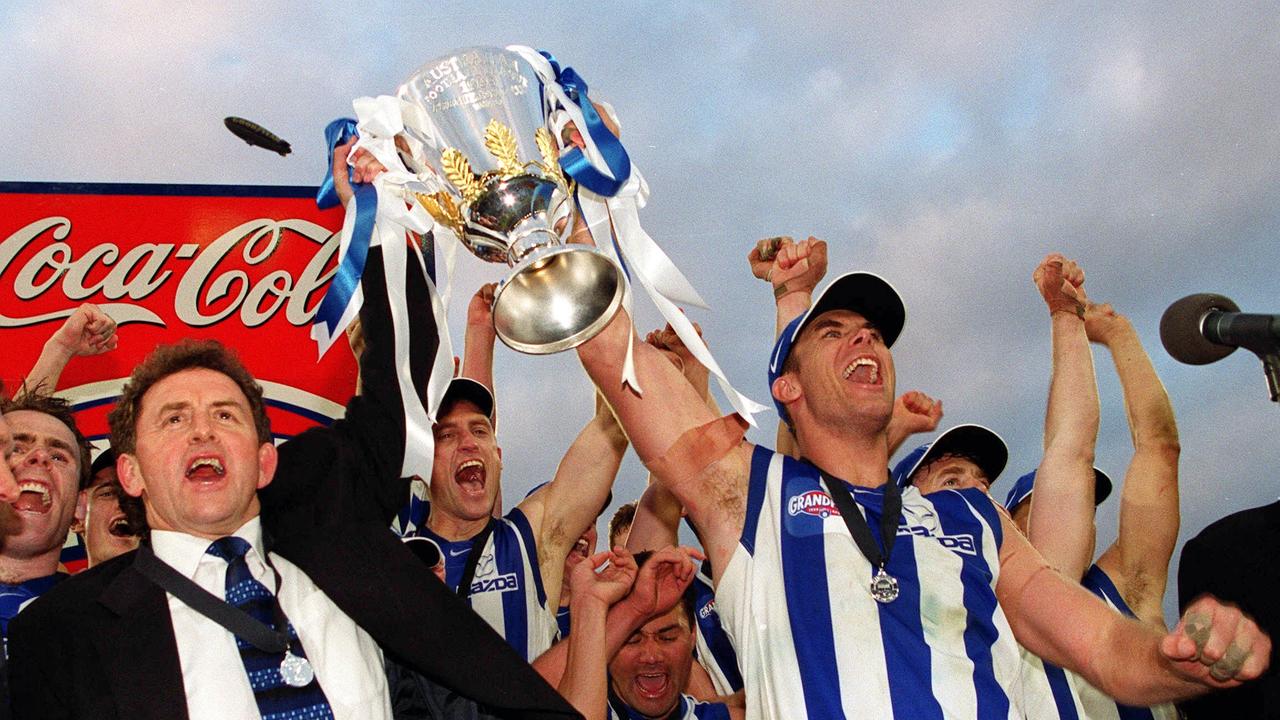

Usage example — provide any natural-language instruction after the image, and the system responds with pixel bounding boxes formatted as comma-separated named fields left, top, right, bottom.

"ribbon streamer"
left=538, top=52, right=632, bottom=196
left=510, top=45, right=766, bottom=424
left=585, top=181, right=767, bottom=423
left=507, top=47, right=625, bottom=189
left=310, top=107, right=453, bottom=482
left=311, top=183, right=375, bottom=345
left=316, top=118, right=358, bottom=209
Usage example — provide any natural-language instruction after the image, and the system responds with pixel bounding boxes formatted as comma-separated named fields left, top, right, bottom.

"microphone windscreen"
left=1160, top=293, right=1240, bottom=365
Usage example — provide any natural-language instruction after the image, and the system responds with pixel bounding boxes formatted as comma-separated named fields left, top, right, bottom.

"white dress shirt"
left=151, top=517, right=393, bottom=720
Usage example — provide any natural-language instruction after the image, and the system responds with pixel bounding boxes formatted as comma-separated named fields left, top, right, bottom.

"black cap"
left=892, top=424, right=1008, bottom=488
left=439, top=377, right=495, bottom=422
left=90, top=447, right=118, bottom=479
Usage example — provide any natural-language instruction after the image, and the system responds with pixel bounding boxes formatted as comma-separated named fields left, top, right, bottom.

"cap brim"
left=1093, top=468, right=1113, bottom=506
left=1004, top=467, right=1114, bottom=510
left=801, top=272, right=906, bottom=349
left=902, top=424, right=1008, bottom=487
left=440, top=377, right=495, bottom=422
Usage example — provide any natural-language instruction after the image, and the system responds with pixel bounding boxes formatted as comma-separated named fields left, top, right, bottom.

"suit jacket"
left=1177, top=500, right=1280, bottom=720
left=7, top=249, right=579, bottom=720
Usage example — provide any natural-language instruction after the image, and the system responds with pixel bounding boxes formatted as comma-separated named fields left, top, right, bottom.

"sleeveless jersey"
left=607, top=692, right=731, bottom=720
left=717, top=446, right=1023, bottom=719
left=399, top=498, right=559, bottom=662
left=1017, top=564, right=1178, bottom=720
left=691, top=560, right=744, bottom=695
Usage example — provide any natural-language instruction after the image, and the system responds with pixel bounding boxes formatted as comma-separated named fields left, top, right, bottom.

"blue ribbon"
left=316, top=117, right=359, bottom=209
left=314, top=182, right=376, bottom=335
left=538, top=51, right=631, bottom=197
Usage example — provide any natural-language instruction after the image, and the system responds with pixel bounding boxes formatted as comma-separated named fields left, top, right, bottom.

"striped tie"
left=207, top=537, right=334, bottom=720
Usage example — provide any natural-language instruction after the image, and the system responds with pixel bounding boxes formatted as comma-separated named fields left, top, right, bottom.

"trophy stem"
left=505, top=228, right=560, bottom=266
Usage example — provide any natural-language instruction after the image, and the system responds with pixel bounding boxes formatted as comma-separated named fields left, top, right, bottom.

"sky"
left=2, top=1, right=1277, bottom=620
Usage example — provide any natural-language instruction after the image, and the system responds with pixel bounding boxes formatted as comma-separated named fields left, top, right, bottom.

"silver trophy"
left=398, top=47, right=626, bottom=354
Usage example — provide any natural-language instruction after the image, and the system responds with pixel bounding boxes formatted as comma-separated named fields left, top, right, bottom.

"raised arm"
left=533, top=547, right=699, bottom=706
left=548, top=548, right=639, bottom=720
left=575, top=303, right=750, bottom=583
left=626, top=325, right=718, bottom=553
left=886, top=390, right=944, bottom=456
left=520, top=389, right=629, bottom=608
left=1027, top=254, right=1100, bottom=580
left=747, top=236, right=828, bottom=337
left=996, top=509, right=1270, bottom=706
left=749, top=236, right=827, bottom=456
left=461, top=282, right=499, bottom=398
left=1087, top=303, right=1181, bottom=627
left=21, top=303, right=118, bottom=395
left=267, top=139, right=437, bottom=521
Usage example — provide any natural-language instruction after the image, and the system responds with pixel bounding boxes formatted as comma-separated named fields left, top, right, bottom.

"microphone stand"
left=1263, top=353, right=1280, bottom=403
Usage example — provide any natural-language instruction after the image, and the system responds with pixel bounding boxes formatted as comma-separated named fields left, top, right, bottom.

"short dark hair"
left=108, top=340, right=272, bottom=455
left=608, top=501, right=637, bottom=548
left=0, top=393, right=93, bottom=490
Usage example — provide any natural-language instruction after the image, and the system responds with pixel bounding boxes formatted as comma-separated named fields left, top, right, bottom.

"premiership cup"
left=398, top=47, right=626, bottom=354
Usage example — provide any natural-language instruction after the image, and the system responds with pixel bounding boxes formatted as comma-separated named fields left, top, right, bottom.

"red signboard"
left=0, top=182, right=354, bottom=444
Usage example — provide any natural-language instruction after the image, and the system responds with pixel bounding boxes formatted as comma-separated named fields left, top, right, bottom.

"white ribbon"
left=510, top=46, right=766, bottom=424
left=506, top=45, right=618, bottom=180
left=321, top=95, right=458, bottom=480
left=580, top=183, right=767, bottom=424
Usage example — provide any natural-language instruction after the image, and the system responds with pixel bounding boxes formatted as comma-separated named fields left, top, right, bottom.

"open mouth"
left=14, top=481, right=53, bottom=514
left=455, top=459, right=486, bottom=495
left=634, top=672, right=670, bottom=699
left=842, top=356, right=881, bottom=385
left=108, top=515, right=134, bottom=537
left=185, top=456, right=226, bottom=481
left=572, top=537, right=590, bottom=559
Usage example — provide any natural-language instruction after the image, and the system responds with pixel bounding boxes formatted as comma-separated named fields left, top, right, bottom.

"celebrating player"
left=569, top=245, right=1269, bottom=717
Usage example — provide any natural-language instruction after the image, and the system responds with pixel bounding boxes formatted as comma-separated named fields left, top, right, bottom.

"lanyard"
left=813, top=463, right=903, bottom=603
left=455, top=522, right=496, bottom=600
left=134, top=544, right=289, bottom=653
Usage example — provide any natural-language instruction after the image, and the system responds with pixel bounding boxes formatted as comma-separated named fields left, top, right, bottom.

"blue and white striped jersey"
left=691, top=560, right=743, bottom=695
left=718, top=446, right=1023, bottom=719
left=607, top=693, right=731, bottom=720
left=397, top=497, right=559, bottom=662
left=1017, top=564, right=1177, bottom=720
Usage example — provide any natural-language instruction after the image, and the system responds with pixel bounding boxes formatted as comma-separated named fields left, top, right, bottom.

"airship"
left=223, top=116, right=291, bottom=156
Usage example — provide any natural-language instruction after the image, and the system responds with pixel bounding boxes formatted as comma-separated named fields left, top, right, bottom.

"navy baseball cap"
left=892, top=424, right=1009, bottom=489
left=1003, top=467, right=1114, bottom=511
left=438, top=377, right=495, bottom=422
left=767, top=272, right=906, bottom=427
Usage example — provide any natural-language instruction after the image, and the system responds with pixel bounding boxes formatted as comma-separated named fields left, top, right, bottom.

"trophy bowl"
left=399, top=47, right=626, bottom=354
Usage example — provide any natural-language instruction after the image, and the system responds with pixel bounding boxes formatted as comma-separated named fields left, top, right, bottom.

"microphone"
left=1160, top=293, right=1280, bottom=365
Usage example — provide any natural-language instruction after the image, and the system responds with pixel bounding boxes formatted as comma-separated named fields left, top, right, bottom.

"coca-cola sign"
left=0, top=182, right=353, bottom=442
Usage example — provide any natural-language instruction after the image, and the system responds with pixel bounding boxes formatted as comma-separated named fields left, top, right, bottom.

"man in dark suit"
left=1179, top=500, right=1280, bottom=719
left=6, top=238, right=579, bottom=719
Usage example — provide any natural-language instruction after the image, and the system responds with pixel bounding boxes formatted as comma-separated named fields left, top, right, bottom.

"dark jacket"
left=7, top=249, right=578, bottom=720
